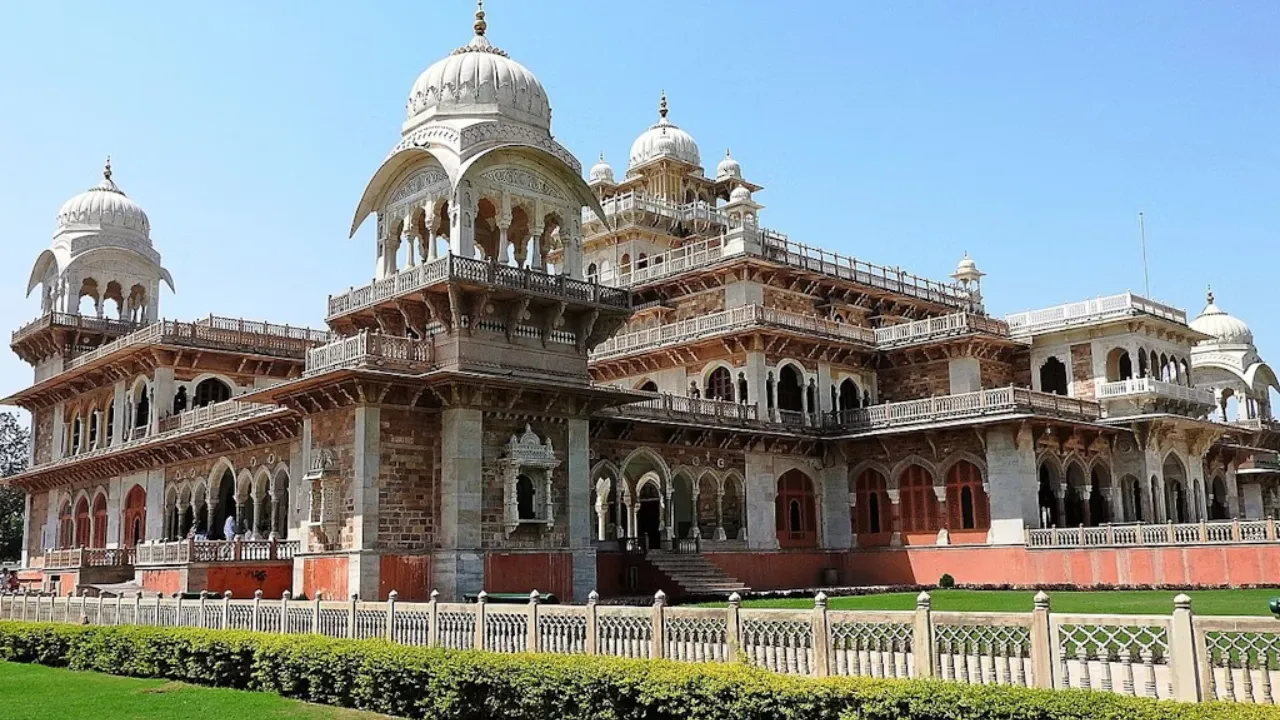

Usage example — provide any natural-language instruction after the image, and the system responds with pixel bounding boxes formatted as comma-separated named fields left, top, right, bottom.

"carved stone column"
left=529, top=224, right=544, bottom=271
left=714, top=489, right=726, bottom=541
left=403, top=211, right=418, bottom=268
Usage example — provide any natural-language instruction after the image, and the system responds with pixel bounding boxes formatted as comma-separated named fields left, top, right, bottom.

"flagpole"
left=1139, top=211, right=1150, bottom=297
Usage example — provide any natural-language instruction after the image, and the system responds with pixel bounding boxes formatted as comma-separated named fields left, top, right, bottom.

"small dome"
left=1191, top=288, right=1253, bottom=345
left=716, top=149, right=741, bottom=180
left=56, top=158, right=151, bottom=238
left=951, top=252, right=984, bottom=284
left=405, top=4, right=551, bottom=131
left=589, top=153, right=615, bottom=184
left=629, top=91, right=700, bottom=169
left=729, top=184, right=752, bottom=203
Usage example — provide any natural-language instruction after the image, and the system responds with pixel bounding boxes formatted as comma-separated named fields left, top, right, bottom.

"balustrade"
left=1096, top=378, right=1215, bottom=406
left=1005, top=292, right=1186, bottom=337
left=1026, top=519, right=1277, bottom=548
left=133, top=538, right=298, bottom=567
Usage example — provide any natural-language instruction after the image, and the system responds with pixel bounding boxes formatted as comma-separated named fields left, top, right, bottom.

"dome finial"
left=659, top=90, right=668, bottom=120
left=103, top=155, right=112, bottom=182
left=474, top=0, right=486, bottom=36
left=1207, top=284, right=1214, bottom=305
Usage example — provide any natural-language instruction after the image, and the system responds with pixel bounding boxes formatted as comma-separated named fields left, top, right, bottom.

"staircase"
left=645, top=552, right=750, bottom=597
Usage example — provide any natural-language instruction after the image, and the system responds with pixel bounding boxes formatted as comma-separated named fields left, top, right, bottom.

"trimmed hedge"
left=0, top=621, right=1275, bottom=720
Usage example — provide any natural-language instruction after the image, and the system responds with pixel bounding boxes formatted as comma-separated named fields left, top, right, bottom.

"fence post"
left=175, top=593, right=183, bottom=627
left=312, top=593, right=322, bottom=634
left=812, top=592, right=831, bottom=677
left=526, top=591, right=541, bottom=653
left=474, top=591, right=488, bottom=650
left=1030, top=591, right=1054, bottom=689
left=913, top=591, right=935, bottom=678
left=222, top=590, right=231, bottom=629
left=133, top=592, right=141, bottom=626
left=386, top=590, right=397, bottom=642
left=154, top=592, right=162, bottom=627
left=252, top=589, right=262, bottom=632
left=96, top=594, right=105, bottom=624
left=1169, top=594, right=1202, bottom=701
left=726, top=592, right=741, bottom=663
left=348, top=593, right=358, bottom=639
left=651, top=590, right=666, bottom=660
left=281, top=591, right=291, bottom=634
left=1198, top=520, right=1208, bottom=543
left=115, top=593, right=123, bottom=626
left=428, top=590, right=439, bottom=647
left=585, top=590, right=598, bottom=655
left=1232, top=518, right=1241, bottom=541
left=19, top=589, right=27, bottom=622
left=1269, top=517, right=1276, bottom=541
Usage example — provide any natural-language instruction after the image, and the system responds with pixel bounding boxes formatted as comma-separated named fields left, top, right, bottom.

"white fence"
left=2, top=590, right=1270, bottom=704
left=1027, top=520, right=1278, bottom=548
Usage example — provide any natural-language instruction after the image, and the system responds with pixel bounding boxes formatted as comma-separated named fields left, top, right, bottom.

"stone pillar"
left=402, top=213, right=418, bottom=268
left=435, top=407, right=484, bottom=601
left=144, top=469, right=165, bottom=542
left=714, top=490, right=727, bottom=541
left=744, top=451, right=779, bottom=549
left=496, top=221, right=511, bottom=265
left=529, top=224, right=544, bottom=271
left=820, top=463, right=851, bottom=550
left=149, top=368, right=175, bottom=436
left=106, top=477, right=122, bottom=548
left=20, top=492, right=31, bottom=568
left=984, top=424, right=1039, bottom=544
left=449, top=185, right=475, bottom=259
left=348, top=406, right=381, bottom=599
left=111, top=380, right=127, bottom=448
left=51, top=404, right=65, bottom=461
left=887, top=489, right=902, bottom=546
left=567, top=418, right=595, bottom=603
left=562, top=217, right=584, bottom=279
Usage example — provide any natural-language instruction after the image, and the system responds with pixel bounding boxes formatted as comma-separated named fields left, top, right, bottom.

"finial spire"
left=598, top=152, right=606, bottom=162
left=1207, top=284, right=1214, bottom=304
left=474, top=0, right=486, bottom=36
left=103, top=155, right=112, bottom=182
left=659, top=90, right=668, bottom=120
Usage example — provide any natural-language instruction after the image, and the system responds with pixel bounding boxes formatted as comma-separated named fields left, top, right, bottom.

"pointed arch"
left=890, top=454, right=940, bottom=489
left=620, top=447, right=671, bottom=486
left=937, top=451, right=988, bottom=481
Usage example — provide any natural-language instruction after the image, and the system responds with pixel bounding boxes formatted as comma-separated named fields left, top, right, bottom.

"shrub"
left=938, top=573, right=956, bottom=589
left=0, top=621, right=1274, bottom=720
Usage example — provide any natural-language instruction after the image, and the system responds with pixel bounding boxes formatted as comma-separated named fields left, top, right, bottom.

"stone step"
left=644, top=552, right=750, bottom=596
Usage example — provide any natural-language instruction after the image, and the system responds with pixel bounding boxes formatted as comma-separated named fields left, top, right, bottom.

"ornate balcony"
left=874, top=312, right=1012, bottom=349
left=326, top=254, right=630, bottom=321
left=1096, top=377, right=1216, bottom=414
left=591, top=304, right=876, bottom=361
left=134, top=538, right=298, bottom=567
left=305, top=332, right=433, bottom=376
left=41, top=547, right=135, bottom=570
left=12, top=312, right=138, bottom=345
left=827, top=386, right=1101, bottom=433
left=1004, top=292, right=1186, bottom=337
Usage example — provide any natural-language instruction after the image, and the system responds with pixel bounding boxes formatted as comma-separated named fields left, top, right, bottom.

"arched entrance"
left=1162, top=455, right=1189, bottom=523
left=1039, top=357, right=1069, bottom=396
left=123, top=485, right=146, bottom=546
left=775, top=470, right=817, bottom=548
left=636, top=481, right=663, bottom=550
left=74, top=497, right=91, bottom=548
left=1037, top=463, right=1058, bottom=528
left=672, top=474, right=694, bottom=539
left=777, top=365, right=804, bottom=414
left=1210, top=477, right=1230, bottom=520
left=899, top=464, right=938, bottom=533
left=1089, top=468, right=1109, bottom=525
left=91, top=493, right=108, bottom=548
left=212, top=469, right=236, bottom=539
left=945, top=460, right=989, bottom=531
left=1064, top=464, right=1087, bottom=527
left=853, top=468, right=891, bottom=545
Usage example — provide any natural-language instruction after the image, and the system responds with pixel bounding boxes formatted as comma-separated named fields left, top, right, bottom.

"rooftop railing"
left=12, top=312, right=138, bottom=344
left=874, top=312, right=1011, bottom=349
left=583, top=190, right=729, bottom=229
left=326, top=254, right=630, bottom=320
left=1095, top=377, right=1215, bottom=407
left=1004, top=292, right=1186, bottom=337
left=591, top=304, right=876, bottom=361
left=827, top=386, right=1100, bottom=432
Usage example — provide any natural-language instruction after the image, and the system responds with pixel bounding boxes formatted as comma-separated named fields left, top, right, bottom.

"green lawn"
left=0, top=662, right=395, bottom=720
left=700, top=589, right=1280, bottom=616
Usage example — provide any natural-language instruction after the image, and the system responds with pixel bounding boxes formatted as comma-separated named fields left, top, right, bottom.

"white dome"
left=56, top=159, right=150, bottom=238
left=589, top=153, right=615, bottom=184
left=716, top=149, right=741, bottom=180
left=951, top=252, right=984, bottom=285
left=629, top=92, right=700, bottom=169
left=405, top=7, right=551, bottom=131
left=1191, top=289, right=1253, bottom=345
left=729, top=184, right=752, bottom=203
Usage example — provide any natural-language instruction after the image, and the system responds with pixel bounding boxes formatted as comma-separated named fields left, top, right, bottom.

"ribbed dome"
left=589, top=153, right=615, bottom=184
left=1191, top=289, right=1253, bottom=345
left=56, top=159, right=151, bottom=238
left=629, top=92, right=700, bottom=169
left=729, top=184, right=752, bottom=203
left=716, top=149, right=741, bottom=180
left=405, top=5, right=551, bottom=130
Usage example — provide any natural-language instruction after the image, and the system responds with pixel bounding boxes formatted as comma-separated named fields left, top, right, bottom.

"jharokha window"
left=898, top=464, right=938, bottom=533
left=945, top=461, right=990, bottom=531
left=774, top=470, right=817, bottom=548
left=853, top=469, right=891, bottom=539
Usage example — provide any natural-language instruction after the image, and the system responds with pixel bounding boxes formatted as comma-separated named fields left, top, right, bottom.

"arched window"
left=777, top=365, right=803, bottom=412
left=134, top=386, right=150, bottom=429
left=1039, top=357, right=1069, bottom=396
left=853, top=469, right=891, bottom=542
left=1064, top=464, right=1087, bottom=527
left=619, top=253, right=631, bottom=271
left=637, top=253, right=648, bottom=270
left=91, top=493, right=108, bottom=548
left=70, top=415, right=82, bottom=455
left=172, top=386, right=188, bottom=415
left=775, top=470, right=817, bottom=548
left=58, top=501, right=74, bottom=549
left=838, top=378, right=860, bottom=412
left=586, top=262, right=598, bottom=281
left=74, top=497, right=91, bottom=548
left=706, top=367, right=734, bottom=402
left=1210, top=476, right=1229, bottom=520
left=945, top=460, right=989, bottom=531
left=123, top=485, right=146, bottom=546
left=637, top=380, right=658, bottom=393
left=899, top=464, right=938, bottom=533
left=1089, top=468, right=1109, bottom=524
left=737, top=373, right=749, bottom=404
left=104, top=401, right=115, bottom=446
left=87, top=410, right=99, bottom=450
left=194, top=378, right=232, bottom=408
left=1138, top=350, right=1149, bottom=378
left=1038, top=464, right=1058, bottom=527
left=517, top=474, right=536, bottom=520
left=1106, top=348, right=1133, bottom=382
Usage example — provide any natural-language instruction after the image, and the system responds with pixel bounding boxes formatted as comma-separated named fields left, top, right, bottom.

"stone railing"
left=603, top=392, right=759, bottom=424
left=8, top=590, right=1264, bottom=704
left=1005, top=292, right=1186, bottom=337
left=598, top=235, right=731, bottom=288
left=874, top=312, right=1011, bottom=349
left=1096, top=378, right=1216, bottom=406
left=592, top=304, right=875, bottom=361
left=41, top=547, right=136, bottom=570
left=828, top=386, right=1100, bottom=432
left=1026, top=519, right=1277, bottom=548
left=31, top=398, right=280, bottom=471
left=305, top=332, right=433, bottom=376
left=583, top=190, right=729, bottom=231
left=326, top=254, right=630, bottom=320
left=134, top=539, right=298, bottom=567
left=12, top=312, right=138, bottom=344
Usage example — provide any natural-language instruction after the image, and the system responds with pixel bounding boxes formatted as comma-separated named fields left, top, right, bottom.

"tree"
left=0, top=412, right=30, bottom=562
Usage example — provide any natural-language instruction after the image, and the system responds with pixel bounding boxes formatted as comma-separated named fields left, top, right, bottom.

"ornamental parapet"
left=1005, top=292, right=1187, bottom=337
left=326, top=253, right=630, bottom=321
left=826, top=386, right=1101, bottom=433
left=134, top=538, right=297, bottom=567
left=41, top=547, right=136, bottom=570
left=1026, top=519, right=1277, bottom=548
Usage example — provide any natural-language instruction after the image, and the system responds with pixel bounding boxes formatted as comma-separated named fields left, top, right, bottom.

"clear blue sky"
left=1, top=1, right=1277, bottom=400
